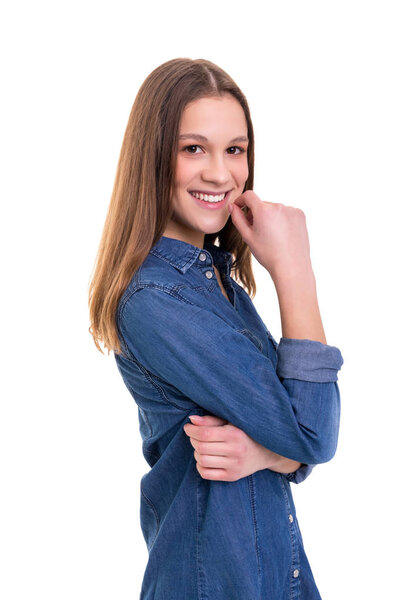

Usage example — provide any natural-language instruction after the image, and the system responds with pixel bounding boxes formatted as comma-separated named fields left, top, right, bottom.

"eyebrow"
left=179, top=133, right=249, bottom=144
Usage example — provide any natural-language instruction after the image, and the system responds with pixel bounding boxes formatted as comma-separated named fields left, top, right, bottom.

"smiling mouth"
left=189, top=190, right=229, bottom=203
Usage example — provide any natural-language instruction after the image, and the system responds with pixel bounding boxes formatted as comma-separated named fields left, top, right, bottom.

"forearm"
left=272, top=266, right=327, bottom=344
left=270, top=455, right=302, bottom=474
left=260, top=445, right=302, bottom=474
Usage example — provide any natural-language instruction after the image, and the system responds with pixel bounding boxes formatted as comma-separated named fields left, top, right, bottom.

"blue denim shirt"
left=114, top=235, right=344, bottom=600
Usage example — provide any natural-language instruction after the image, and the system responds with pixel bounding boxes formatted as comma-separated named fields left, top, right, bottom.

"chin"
left=200, top=215, right=230, bottom=233
left=203, top=221, right=228, bottom=234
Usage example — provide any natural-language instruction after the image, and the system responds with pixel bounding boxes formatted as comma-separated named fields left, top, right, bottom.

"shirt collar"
left=149, top=235, right=233, bottom=275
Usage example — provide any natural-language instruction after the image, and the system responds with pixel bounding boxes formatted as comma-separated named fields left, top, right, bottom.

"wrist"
left=271, top=263, right=316, bottom=291
left=260, top=446, right=281, bottom=471
left=272, top=267, right=326, bottom=343
left=270, top=454, right=302, bottom=474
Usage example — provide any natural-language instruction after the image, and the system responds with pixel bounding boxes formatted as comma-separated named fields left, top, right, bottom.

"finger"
left=183, top=424, right=227, bottom=442
left=232, top=190, right=261, bottom=210
left=229, top=192, right=263, bottom=234
left=189, top=438, right=230, bottom=456
left=194, top=450, right=233, bottom=469
left=232, top=191, right=275, bottom=210
left=229, top=201, right=253, bottom=238
left=189, top=415, right=228, bottom=426
left=196, top=464, right=232, bottom=481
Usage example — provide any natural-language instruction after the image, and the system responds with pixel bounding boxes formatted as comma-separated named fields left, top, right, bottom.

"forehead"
left=180, top=95, right=247, bottom=135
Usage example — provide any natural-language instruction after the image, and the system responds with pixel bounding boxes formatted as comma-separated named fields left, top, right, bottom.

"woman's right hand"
left=229, top=191, right=313, bottom=281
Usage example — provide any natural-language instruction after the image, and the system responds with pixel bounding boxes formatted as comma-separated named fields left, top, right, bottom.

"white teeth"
left=190, top=191, right=226, bottom=203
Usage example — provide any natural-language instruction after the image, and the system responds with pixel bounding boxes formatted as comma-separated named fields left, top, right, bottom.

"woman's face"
left=163, top=93, right=249, bottom=248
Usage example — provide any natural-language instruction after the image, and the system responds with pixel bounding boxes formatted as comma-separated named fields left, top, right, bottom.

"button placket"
left=197, top=251, right=215, bottom=282
left=278, top=476, right=300, bottom=587
left=288, top=514, right=300, bottom=580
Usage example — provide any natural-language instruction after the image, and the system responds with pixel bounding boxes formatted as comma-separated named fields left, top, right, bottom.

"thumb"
left=189, top=415, right=228, bottom=426
left=229, top=201, right=252, bottom=239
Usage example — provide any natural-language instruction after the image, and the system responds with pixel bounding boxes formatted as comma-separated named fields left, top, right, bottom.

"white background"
left=1, top=1, right=399, bottom=598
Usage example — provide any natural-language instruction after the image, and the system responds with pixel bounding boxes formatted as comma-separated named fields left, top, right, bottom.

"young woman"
left=88, top=58, right=344, bottom=600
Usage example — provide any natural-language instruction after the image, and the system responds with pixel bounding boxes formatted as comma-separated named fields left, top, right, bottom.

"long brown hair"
left=88, top=57, right=256, bottom=355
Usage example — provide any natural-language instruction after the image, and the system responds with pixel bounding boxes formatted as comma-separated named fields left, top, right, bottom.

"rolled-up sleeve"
left=276, top=337, right=343, bottom=382
left=285, top=463, right=316, bottom=484
left=118, top=287, right=343, bottom=466
left=275, top=336, right=343, bottom=482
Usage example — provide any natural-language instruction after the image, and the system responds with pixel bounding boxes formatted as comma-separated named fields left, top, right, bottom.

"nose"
left=201, top=154, right=231, bottom=187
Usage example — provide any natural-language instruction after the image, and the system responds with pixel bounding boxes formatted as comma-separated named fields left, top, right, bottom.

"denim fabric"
left=114, top=235, right=344, bottom=600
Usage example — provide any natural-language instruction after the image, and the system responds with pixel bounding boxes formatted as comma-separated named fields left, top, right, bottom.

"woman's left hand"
left=183, top=415, right=301, bottom=482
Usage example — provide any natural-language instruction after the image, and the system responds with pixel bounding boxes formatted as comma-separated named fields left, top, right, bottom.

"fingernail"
left=189, top=415, right=201, bottom=423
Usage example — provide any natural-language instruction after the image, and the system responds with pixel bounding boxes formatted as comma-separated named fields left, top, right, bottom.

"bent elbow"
left=286, top=429, right=339, bottom=465
left=304, top=382, right=341, bottom=464
left=308, top=427, right=340, bottom=464
left=312, top=439, right=338, bottom=464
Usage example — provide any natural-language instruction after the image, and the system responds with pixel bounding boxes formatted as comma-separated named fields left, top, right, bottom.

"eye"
left=227, top=146, right=246, bottom=155
left=182, top=144, right=247, bottom=155
left=183, top=144, right=202, bottom=154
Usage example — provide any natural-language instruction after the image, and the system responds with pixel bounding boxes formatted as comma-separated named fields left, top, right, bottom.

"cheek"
left=174, top=156, right=196, bottom=188
left=236, top=161, right=249, bottom=183
left=174, top=161, right=184, bottom=188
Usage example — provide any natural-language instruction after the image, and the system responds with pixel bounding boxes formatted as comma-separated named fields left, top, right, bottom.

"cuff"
left=285, top=463, right=316, bottom=484
left=276, top=337, right=344, bottom=383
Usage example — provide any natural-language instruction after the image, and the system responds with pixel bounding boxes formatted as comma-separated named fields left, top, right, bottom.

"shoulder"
left=118, top=253, right=191, bottom=317
left=116, top=283, right=194, bottom=361
left=137, top=251, right=186, bottom=289
left=117, top=272, right=196, bottom=333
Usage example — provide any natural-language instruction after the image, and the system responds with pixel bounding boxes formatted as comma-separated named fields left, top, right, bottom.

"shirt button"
left=293, top=569, right=299, bottom=578
left=288, top=514, right=294, bottom=523
left=199, top=253, right=207, bottom=261
left=205, top=270, right=213, bottom=279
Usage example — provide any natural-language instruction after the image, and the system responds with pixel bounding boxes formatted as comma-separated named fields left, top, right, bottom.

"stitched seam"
left=140, top=487, right=160, bottom=552
left=149, top=247, right=198, bottom=271
left=237, top=328, right=263, bottom=352
left=118, top=283, right=195, bottom=324
left=124, top=353, right=183, bottom=409
left=140, top=365, right=193, bottom=411
left=278, top=475, right=300, bottom=600
left=118, top=288, right=202, bottom=411
left=248, top=475, right=262, bottom=582
left=196, top=475, right=208, bottom=600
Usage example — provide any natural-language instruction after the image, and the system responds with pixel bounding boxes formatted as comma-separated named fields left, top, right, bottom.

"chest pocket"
left=237, top=328, right=263, bottom=352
